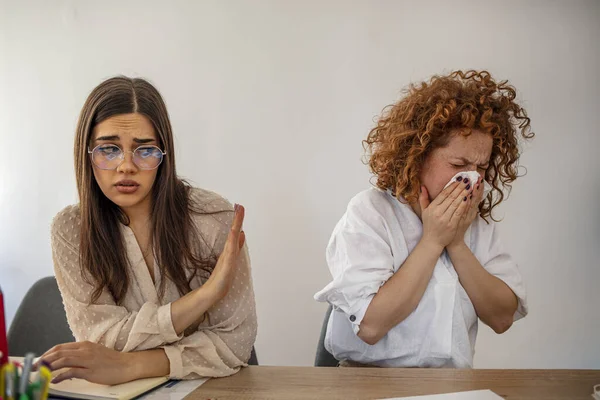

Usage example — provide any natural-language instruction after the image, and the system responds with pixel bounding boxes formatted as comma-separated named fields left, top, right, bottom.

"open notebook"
left=47, top=375, right=169, bottom=400
left=10, top=356, right=168, bottom=400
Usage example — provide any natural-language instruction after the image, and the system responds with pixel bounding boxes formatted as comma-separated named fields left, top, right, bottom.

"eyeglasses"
left=88, top=144, right=166, bottom=170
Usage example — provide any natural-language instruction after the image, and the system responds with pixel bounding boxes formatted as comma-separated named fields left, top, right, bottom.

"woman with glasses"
left=40, top=77, right=257, bottom=384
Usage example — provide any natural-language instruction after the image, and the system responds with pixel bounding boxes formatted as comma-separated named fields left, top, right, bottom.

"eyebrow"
left=453, top=157, right=490, bottom=167
left=95, top=135, right=156, bottom=144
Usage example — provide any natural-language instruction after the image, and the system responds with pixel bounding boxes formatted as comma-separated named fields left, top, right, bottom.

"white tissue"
left=443, top=171, right=492, bottom=197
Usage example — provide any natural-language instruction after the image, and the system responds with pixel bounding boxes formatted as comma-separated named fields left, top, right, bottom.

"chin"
left=107, top=190, right=150, bottom=210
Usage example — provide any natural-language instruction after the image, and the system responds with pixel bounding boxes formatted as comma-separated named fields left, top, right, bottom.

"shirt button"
left=349, top=315, right=356, bottom=322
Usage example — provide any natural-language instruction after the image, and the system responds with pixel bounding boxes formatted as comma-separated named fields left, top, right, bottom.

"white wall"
left=1, top=0, right=599, bottom=368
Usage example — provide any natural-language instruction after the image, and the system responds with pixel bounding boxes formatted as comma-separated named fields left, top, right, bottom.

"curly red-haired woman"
left=315, top=70, right=533, bottom=368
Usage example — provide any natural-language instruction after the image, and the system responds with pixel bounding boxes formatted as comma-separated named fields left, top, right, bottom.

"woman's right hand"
left=419, top=180, right=472, bottom=249
left=171, top=204, right=246, bottom=335
left=203, top=204, right=246, bottom=303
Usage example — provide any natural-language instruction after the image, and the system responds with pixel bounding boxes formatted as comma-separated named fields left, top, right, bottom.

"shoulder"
left=51, top=204, right=81, bottom=247
left=188, top=187, right=234, bottom=214
left=345, top=187, right=401, bottom=221
left=348, top=187, right=395, bottom=211
left=188, top=187, right=236, bottom=249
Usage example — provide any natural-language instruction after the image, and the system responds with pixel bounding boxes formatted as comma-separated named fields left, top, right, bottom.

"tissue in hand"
left=443, top=171, right=492, bottom=197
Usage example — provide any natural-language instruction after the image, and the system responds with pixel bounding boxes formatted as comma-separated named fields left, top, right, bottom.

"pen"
left=18, top=354, right=34, bottom=400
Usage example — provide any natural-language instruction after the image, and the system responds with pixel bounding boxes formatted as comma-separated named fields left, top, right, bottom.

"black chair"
left=248, top=347, right=258, bottom=365
left=7, top=276, right=75, bottom=356
left=314, top=305, right=339, bottom=367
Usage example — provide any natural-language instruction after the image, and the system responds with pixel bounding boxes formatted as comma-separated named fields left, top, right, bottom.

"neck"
left=409, top=199, right=423, bottom=220
left=122, top=196, right=152, bottom=228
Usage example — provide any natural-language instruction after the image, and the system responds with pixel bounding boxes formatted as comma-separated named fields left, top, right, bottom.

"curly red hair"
left=364, top=70, right=534, bottom=220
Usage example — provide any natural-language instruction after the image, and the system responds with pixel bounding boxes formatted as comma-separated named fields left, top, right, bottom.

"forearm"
left=170, top=286, right=217, bottom=335
left=447, top=242, right=518, bottom=333
left=127, top=349, right=170, bottom=380
left=358, top=239, right=444, bottom=345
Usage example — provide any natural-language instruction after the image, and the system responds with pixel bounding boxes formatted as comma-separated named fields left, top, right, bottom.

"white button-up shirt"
left=314, top=188, right=527, bottom=368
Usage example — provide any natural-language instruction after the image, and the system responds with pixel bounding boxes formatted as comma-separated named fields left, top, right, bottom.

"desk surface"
left=189, top=366, right=600, bottom=400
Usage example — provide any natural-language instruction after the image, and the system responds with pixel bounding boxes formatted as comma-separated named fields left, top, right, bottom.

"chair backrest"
left=248, top=347, right=258, bottom=365
left=7, top=276, right=75, bottom=356
left=314, top=304, right=339, bottom=367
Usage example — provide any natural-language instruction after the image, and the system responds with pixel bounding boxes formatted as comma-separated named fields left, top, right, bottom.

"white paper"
left=138, top=378, right=209, bottom=400
left=379, top=389, right=503, bottom=400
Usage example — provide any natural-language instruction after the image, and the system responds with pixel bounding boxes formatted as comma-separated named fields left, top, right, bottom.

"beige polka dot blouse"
left=50, top=187, right=257, bottom=379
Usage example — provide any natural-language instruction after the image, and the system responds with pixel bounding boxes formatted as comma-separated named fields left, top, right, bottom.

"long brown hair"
left=74, top=76, right=216, bottom=304
left=364, top=70, right=534, bottom=221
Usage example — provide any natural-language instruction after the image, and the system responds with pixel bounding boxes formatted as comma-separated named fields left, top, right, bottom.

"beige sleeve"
left=162, top=245, right=257, bottom=379
left=51, top=206, right=183, bottom=352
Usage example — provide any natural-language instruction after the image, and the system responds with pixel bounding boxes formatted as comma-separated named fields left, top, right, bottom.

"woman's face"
left=420, top=129, right=493, bottom=201
left=90, top=113, right=161, bottom=214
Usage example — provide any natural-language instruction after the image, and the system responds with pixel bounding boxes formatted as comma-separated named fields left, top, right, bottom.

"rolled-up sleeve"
left=314, top=195, right=395, bottom=334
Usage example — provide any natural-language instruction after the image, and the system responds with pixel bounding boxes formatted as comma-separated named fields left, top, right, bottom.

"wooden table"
left=188, top=366, right=600, bottom=400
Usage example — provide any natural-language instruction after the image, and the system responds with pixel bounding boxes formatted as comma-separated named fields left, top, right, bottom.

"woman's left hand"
left=448, top=176, right=485, bottom=249
left=39, top=341, right=135, bottom=385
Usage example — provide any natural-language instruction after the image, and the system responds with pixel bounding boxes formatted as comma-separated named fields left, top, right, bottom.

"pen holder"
left=1, top=353, right=51, bottom=400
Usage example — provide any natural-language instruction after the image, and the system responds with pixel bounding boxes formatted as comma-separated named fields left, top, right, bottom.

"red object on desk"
left=0, top=286, right=8, bottom=365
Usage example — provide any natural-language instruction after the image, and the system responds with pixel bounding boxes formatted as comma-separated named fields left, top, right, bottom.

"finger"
left=439, top=180, right=470, bottom=214
left=238, top=230, right=246, bottom=250
left=42, top=342, right=80, bottom=357
left=474, top=178, right=484, bottom=204
left=50, top=355, right=90, bottom=371
left=418, top=186, right=430, bottom=211
left=450, top=191, right=472, bottom=224
left=232, top=204, right=245, bottom=232
left=444, top=185, right=470, bottom=220
left=430, top=181, right=459, bottom=207
left=42, top=350, right=88, bottom=371
left=39, top=343, right=81, bottom=366
left=225, top=204, right=245, bottom=253
left=52, top=367, right=90, bottom=384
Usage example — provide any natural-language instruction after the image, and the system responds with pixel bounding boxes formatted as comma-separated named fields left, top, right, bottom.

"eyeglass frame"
left=87, top=143, right=167, bottom=170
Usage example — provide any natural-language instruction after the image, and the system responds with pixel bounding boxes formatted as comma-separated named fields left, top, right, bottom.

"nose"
left=116, top=151, right=138, bottom=174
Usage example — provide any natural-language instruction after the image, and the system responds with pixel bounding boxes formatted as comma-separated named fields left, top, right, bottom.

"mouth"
left=115, top=180, right=140, bottom=193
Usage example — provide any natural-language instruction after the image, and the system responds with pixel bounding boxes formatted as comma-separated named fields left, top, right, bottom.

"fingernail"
left=466, top=184, right=471, bottom=190
left=463, top=178, right=469, bottom=183
left=456, top=176, right=463, bottom=182
left=463, top=196, right=467, bottom=201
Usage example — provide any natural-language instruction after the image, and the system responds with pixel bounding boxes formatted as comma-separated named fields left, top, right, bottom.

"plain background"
left=1, top=0, right=599, bottom=368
